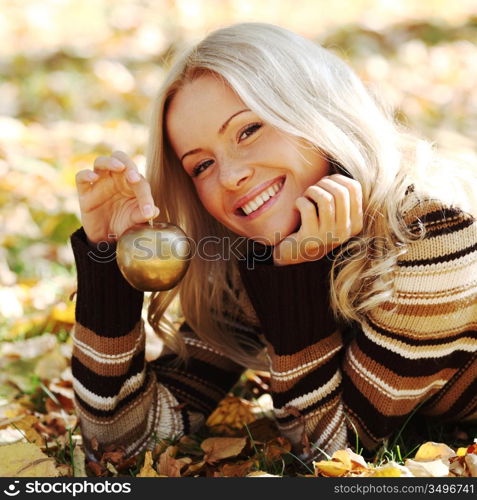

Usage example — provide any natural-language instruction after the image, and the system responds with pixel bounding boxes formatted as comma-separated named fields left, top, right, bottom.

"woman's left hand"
left=272, top=174, right=364, bottom=266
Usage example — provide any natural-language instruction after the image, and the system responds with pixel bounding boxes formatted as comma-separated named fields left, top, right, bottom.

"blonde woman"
left=70, top=22, right=477, bottom=465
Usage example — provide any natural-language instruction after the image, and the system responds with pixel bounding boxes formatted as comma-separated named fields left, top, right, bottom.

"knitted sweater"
left=70, top=188, right=477, bottom=463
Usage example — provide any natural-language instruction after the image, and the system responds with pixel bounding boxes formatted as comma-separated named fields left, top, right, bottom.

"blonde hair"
left=145, top=22, right=477, bottom=369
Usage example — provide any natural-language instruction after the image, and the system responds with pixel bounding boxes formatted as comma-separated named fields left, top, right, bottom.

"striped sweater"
left=70, top=188, right=477, bottom=463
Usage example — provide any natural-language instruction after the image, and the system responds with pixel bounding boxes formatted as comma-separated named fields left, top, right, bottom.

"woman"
left=70, top=22, right=477, bottom=465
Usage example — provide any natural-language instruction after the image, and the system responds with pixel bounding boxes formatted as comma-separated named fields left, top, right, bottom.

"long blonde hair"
left=145, top=22, right=477, bottom=369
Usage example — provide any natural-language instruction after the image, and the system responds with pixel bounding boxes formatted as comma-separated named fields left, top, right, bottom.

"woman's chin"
left=248, top=214, right=301, bottom=246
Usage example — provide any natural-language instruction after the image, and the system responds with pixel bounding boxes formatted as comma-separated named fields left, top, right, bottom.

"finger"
left=111, top=151, right=158, bottom=220
left=75, top=169, right=99, bottom=195
left=295, top=196, right=320, bottom=237
left=316, top=177, right=351, bottom=234
left=303, top=184, right=335, bottom=232
left=93, top=155, right=126, bottom=172
left=327, top=174, right=363, bottom=234
left=111, top=150, right=140, bottom=177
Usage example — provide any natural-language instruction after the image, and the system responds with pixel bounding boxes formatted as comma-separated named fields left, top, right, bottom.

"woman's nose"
left=218, top=162, right=253, bottom=190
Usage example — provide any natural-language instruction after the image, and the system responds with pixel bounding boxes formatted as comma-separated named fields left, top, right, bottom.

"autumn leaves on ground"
left=1, top=1, right=477, bottom=478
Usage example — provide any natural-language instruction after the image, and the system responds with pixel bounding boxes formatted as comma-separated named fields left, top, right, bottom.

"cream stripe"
left=73, top=369, right=146, bottom=410
left=270, top=344, right=341, bottom=381
left=273, top=371, right=342, bottom=417
left=73, top=332, right=144, bottom=364
left=395, top=256, right=477, bottom=291
left=348, top=349, right=448, bottom=399
left=362, top=323, right=477, bottom=358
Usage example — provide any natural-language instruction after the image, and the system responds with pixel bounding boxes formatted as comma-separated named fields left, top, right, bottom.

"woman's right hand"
left=75, top=150, right=160, bottom=245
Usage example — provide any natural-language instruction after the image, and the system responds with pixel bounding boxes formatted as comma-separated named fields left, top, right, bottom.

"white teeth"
left=240, top=180, right=283, bottom=216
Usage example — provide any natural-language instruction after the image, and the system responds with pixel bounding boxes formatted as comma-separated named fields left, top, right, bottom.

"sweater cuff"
left=70, top=226, right=144, bottom=337
left=237, top=243, right=338, bottom=356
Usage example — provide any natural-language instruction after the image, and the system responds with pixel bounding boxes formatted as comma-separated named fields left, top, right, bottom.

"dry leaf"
left=264, top=437, right=292, bottom=464
left=183, top=460, right=206, bottom=476
left=414, top=442, right=455, bottom=463
left=246, top=470, right=280, bottom=477
left=465, top=454, right=477, bottom=477
left=137, top=451, right=159, bottom=477
left=73, top=445, right=87, bottom=477
left=158, top=445, right=191, bottom=477
left=0, top=442, right=58, bottom=477
left=7, top=414, right=44, bottom=446
left=404, top=458, right=449, bottom=477
left=313, top=460, right=349, bottom=477
left=220, top=459, right=257, bottom=477
left=206, top=396, right=256, bottom=434
left=201, top=437, right=247, bottom=464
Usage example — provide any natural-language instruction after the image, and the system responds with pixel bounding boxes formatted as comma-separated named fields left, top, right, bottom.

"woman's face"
left=165, top=74, right=330, bottom=245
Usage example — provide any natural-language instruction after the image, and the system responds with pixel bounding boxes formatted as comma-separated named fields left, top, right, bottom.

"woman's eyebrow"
left=180, top=108, right=251, bottom=163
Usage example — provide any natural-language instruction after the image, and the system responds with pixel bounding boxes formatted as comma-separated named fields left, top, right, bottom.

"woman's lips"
left=236, top=176, right=286, bottom=220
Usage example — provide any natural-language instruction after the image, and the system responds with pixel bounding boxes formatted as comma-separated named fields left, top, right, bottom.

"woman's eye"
left=238, top=122, right=262, bottom=142
left=192, top=159, right=214, bottom=177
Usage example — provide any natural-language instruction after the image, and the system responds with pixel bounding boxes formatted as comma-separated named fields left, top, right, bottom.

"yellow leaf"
left=414, top=442, right=455, bottom=462
left=313, top=460, right=349, bottom=477
left=370, top=466, right=402, bottom=477
left=332, top=449, right=352, bottom=469
left=10, top=415, right=44, bottom=447
left=0, top=442, right=58, bottom=477
left=50, top=302, right=76, bottom=324
left=137, top=451, right=159, bottom=477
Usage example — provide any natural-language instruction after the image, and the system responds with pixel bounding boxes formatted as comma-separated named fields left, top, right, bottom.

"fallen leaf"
left=201, top=437, right=247, bottom=464
left=404, top=458, right=449, bottom=477
left=414, top=442, right=455, bottom=463
left=9, top=414, right=44, bottom=446
left=0, top=442, right=58, bottom=477
left=73, top=445, right=87, bottom=477
left=314, top=459, right=349, bottom=477
left=158, top=445, right=191, bottom=477
left=220, top=459, right=257, bottom=477
left=137, top=451, right=159, bottom=477
left=465, top=454, right=477, bottom=477
left=263, top=437, right=292, bottom=464
left=206, top=396, right=256, bottom=434
left=183, top=460, right=206, bottom=476
left=246, top=470, right=280, bottom=477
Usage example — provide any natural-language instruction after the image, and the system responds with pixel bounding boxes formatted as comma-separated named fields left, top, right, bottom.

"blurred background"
left=1, top=0, right=477, bottom=363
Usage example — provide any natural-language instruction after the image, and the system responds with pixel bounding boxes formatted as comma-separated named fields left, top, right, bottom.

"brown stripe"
left=74, top=321, right=143, bottom=356
left=348, top=345, right=457, bottom=394
left=265, top=331, right=341, bottom=392
left=73, top=339, right=145, bottom=378
left=74, top=368, right=157, bottom=441
left=379, top=292, right=477, bottom=317
left=420, top=353, right=477, bottom=418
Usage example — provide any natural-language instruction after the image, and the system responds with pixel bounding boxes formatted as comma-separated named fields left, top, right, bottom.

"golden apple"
left=116, top=221, right=191, bottom=291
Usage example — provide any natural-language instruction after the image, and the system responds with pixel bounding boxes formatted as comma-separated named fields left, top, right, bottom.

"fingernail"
left=87, top=172, right=98, bottom=181
left=111, top=158, right=124, bottom=169
left=127, top=170, right=140, bottom=182
left=143, top=204, right=153, bottom=217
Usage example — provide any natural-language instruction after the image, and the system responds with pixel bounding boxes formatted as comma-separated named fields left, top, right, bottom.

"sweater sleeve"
left=342, top=200, right=477, bottom=451
left=70, top=226, right=245, bottom=462
left=237, top=200, right=477, bottom=462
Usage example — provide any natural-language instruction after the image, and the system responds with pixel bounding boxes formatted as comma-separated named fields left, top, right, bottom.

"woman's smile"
left=234, top=175, right=286, bottom=219
left=165, top=74, right=330, bottom=245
